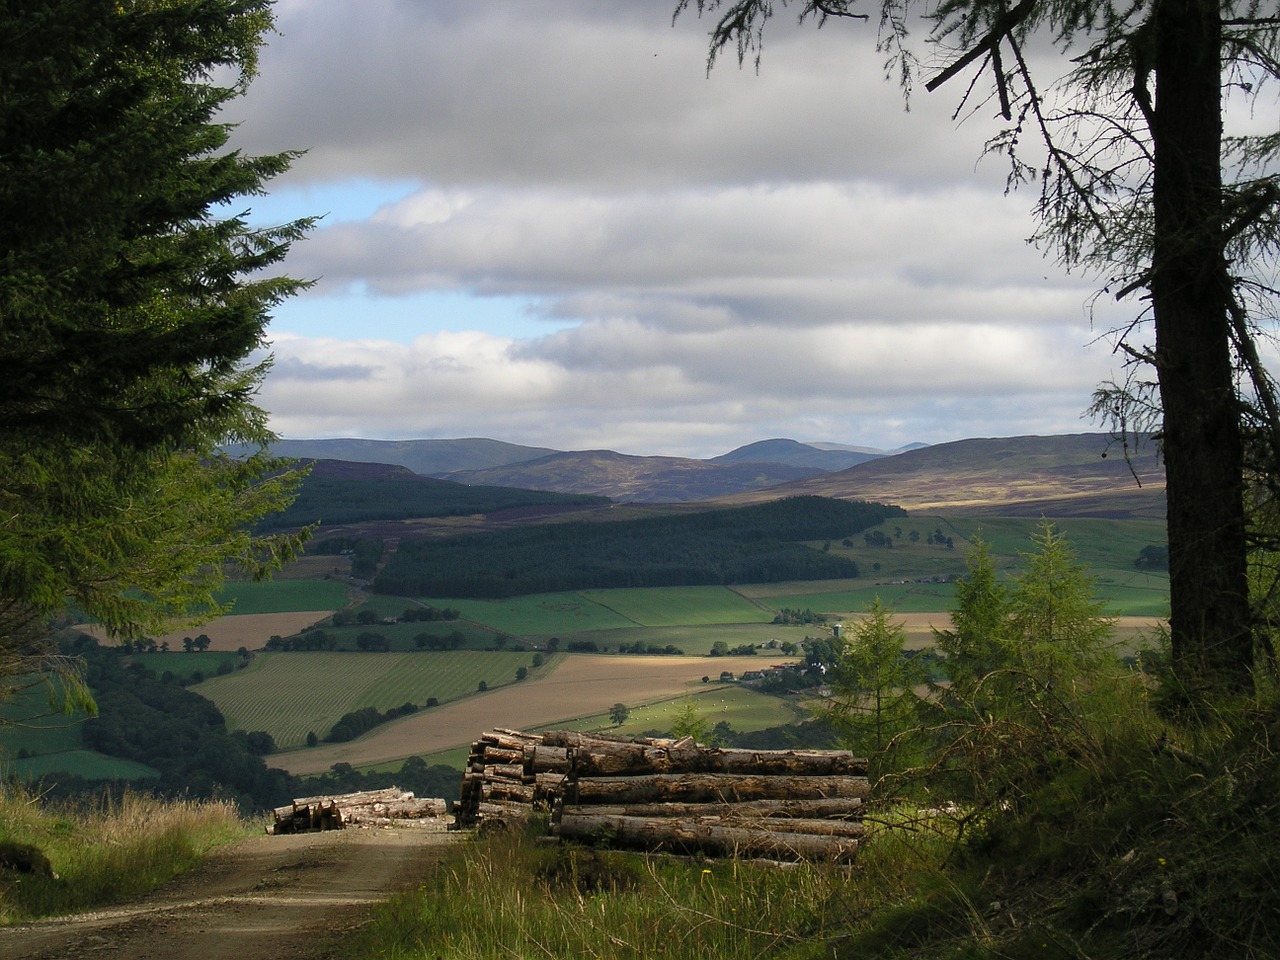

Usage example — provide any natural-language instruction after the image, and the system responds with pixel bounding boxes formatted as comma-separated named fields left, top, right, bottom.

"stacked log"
left=272, top=796, right=343, bottom=834
left=454, top=729, right=868, bottom=862
left=271, top=787, right=448, bottom=834
left=456, top=728, right=551, bottom=826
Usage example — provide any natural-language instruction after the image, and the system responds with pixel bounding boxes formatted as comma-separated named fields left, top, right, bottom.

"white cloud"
left=227, top=1, right=1145, bottom=456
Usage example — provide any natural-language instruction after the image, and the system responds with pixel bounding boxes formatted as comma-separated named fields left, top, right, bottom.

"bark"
left=556, top=797, right=865, bottom=820
left=569, top=773, right=869, bottom=805
left=482, top=763, right=525, bottom=781
left=483, top=781, right=535, bottom=803
left=526, top=744, right=570, bottom=773
left=1150, top=0, right=1253, bottom=693
left=568, top=740, right=867, bottom=777
left=554, top=813, right=859, bottom=862
left=477, top=746, right=524, bottom=765
left=558, top=809, right=863, bottom=839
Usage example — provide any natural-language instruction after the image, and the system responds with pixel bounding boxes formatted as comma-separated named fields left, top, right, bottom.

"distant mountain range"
left=259, top=433, right=1165, bottom=517
left=258, top=437, right=557, bottom=475
left=258, top=436, right=905, bottom=503
left=715, top=433, right=1166, bottom=518
left=709, top=438, right=883, bottom=471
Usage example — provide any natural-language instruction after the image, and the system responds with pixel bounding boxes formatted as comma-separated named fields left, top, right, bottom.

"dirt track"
left=0, top=823, right=460, bottom=960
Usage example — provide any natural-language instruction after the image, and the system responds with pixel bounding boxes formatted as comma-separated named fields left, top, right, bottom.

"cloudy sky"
left=225, top=0, right=1138, bottom=458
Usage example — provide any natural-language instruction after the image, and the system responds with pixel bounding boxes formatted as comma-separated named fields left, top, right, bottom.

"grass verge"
left=343, top=815, right=952, bottom=960
left=0, top=787, right=246, bottom=924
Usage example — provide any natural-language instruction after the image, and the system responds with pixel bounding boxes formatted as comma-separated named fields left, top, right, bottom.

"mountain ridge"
left=262, top=433, right=1163, bottom=518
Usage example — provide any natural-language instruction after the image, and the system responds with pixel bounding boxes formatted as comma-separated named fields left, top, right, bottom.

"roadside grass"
left=344, top=815, right=950, bottom=960
left=0, top=787, right=245, bottom=924
left=196, top=651, right=546, bottom=748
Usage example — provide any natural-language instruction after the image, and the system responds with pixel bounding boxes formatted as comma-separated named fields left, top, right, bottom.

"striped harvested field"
left=198, top=651, right=536, bottom=748
left=270, top=653, right=782, bottom=776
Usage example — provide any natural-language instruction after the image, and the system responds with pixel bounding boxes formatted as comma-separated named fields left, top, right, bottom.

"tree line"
left=374, top=496, right=903, bottom=598
left=323, top=702, right=422, bottom=743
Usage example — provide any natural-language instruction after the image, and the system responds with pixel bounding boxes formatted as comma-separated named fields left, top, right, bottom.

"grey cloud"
left=234, top=1, right=1010, bottom=192
left=234, top=2, right=1140, bottom=452
left=283, top=182, right=1080, bottom=328
left=268, top=354, right=378, bottom=381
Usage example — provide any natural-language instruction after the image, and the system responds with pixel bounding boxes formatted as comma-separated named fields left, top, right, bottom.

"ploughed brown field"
left=269, top=653, right=775, bottom=776
left=78, top=612, right=334, bottom=652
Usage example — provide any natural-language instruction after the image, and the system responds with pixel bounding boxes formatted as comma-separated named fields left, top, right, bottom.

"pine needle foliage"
left=0, top=0, right=314, bottom=712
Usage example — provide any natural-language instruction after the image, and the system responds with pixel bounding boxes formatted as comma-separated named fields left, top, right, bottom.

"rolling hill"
left=253, top=437, right=906, bottom=502
left=255, top=437, right=558, bottom=475
left=440, top=449, right=827, bottom=503
left=712, top=433, right=1166, bottom=518
left=257, top=459, right=608, bottom=531
left=709, top=438, right=883, bottom=471
left=256, top=433, right=1164, bottom=518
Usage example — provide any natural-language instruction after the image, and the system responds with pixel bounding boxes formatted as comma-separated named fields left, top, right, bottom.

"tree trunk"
left=1151, top=0, right=1253, bottom=694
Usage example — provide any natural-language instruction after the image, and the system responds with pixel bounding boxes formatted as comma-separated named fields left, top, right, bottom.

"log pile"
left=456, top=728, right=569, bottom=826
left=271, top=787, right=448, bottom=834
left=455, top=729, right=869, bottom=862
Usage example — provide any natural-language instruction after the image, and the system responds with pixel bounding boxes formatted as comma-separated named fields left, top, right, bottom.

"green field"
left=196, top=650, right=553, bottom=748
left=6, top=750, right=158, bottom=782
left=741, top=576, right=960, bottom=617
left=551, top=622, right=813, bottom=656
left=0, top=688, right=156, bottom=783
left=415, top=684, right=804, bottom=767
left=412, top=586, right=782, bottom=639
left=216, top=578, right=352, bottom=615
left=416, top=593, right=640, bottom=636
left=786, top=516, right=1170, bottom=619
left=131, top=651, right=242, bottom=680
left=580, top=586, right=775, bottom=627
left=555, top=684, right=803, bottom=738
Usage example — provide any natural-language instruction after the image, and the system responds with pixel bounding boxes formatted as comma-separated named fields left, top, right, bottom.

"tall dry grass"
left=0, top=786, right=246, bottom=923
left=345, top=815, right=953, bottom=960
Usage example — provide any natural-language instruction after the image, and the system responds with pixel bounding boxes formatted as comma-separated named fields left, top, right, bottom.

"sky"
left=224, top=0, right=1145, bottom=459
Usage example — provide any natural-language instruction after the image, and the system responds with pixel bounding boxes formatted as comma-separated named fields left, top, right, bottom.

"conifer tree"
left=677, top=0, right=1280, bottom=698
left=0, top=0, right=312, bottom=706
left=825, top=597, right=925, bottom=780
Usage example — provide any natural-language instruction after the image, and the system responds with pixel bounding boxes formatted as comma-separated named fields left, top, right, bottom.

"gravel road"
left=0, top=823, right=460, bottom=960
